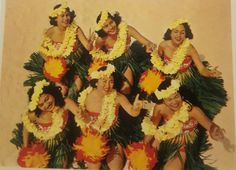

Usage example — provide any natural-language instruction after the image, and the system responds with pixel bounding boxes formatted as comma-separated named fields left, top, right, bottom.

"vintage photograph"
left=0, top=0, right=235, bottom=169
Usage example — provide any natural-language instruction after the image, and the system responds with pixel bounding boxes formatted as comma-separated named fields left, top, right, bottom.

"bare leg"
left=107, top=145, right=125, bottom=170
left=164, top=151, right=186, bottom=170
left=120, top=67, right=134, bottom=94
left=86, top=162, right=101, bottom=170
left=74, top=76, right=83, bottom=92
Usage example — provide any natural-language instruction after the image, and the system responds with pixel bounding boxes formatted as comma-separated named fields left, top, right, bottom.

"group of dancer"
left=10, top=1, right=231, bottom=170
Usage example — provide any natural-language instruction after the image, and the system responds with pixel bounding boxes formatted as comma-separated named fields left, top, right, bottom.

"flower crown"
left=168, top=18, right=188, bottom=30
left=154, top=79, right=180, bottom=100
left=90, top=63, right=115, bottom=79
left=95, top=11, right=109, bottom=31
left=49, top=0, right=68, bottom=17
left=28, top=79, right=50, bottom=111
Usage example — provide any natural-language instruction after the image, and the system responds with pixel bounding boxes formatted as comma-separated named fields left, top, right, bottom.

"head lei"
left=95, top=10, right=109, bottom=31
left=154, top=79, right=180, bottom=100
left=49, top=0, right=68, bottom=17
left=28, top=79, right=50, bottom=111
left=90, top=63, right=115, bottom=79
left=168, top=18, right=188, bottom=30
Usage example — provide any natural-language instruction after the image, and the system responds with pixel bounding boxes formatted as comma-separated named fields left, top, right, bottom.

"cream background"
left=0, top=0, right=235, bottom=169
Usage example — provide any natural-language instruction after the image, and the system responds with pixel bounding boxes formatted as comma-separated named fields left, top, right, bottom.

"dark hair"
left=28, top=83, right=65, bottom=117
left=49, top=4, right=76, bottom=26
left=89, top=66, right=120, bottom=90
left=95, top=12, right=122, bottom=38
left=163, top=23, right=193, bottom=40
left=149, top=77, right=200, bottom=109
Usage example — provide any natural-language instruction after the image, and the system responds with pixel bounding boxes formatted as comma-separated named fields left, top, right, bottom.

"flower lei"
left=39, top=21, right=77, bottom=58
left=150, top=38, right=190, bottom=74
left=28, top=80, right=50, bottom=111
left=95, top=11, right=109, bottom=31
left=90, top=63, right=115, bottom=79
left=168, top=18, right=188, bottom=30
left=90, top=21, right=128, bottom=61
left=75, top=87, right=117, bottom=133
left=49, top=0, right=67, bottom=17
left=22, top=107, right=64, bottom=141
left=141, top=101, right=190, bottom=142
left=154, top=79, right=180, bottom=100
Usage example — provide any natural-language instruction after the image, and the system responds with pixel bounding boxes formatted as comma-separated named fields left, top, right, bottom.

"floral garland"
left=154, top=79, right=180, bottom=100
left=90, top=63, right=115, bottom=79
left=95, top=11, right=109, bottom=31
left=141, top=101, right=190, bottom=142
left=75, top=87, right=117, bottom=133
left=168, top=18, right=188, bottom=30
left=49, top=0, right=67, bottom=17
left=28, top=79, right=50, bottom=111
left=39, top=21, right=77, bottom=58
left=22, top=107, right=64, bottom=141
left=90, top=21, right=128, bottom=61
left=150, top=38, right=190, bottom=74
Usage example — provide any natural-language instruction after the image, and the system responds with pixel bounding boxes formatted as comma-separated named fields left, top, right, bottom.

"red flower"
left=17, top=143, right=50, bottom=168
left=73, top=129, right=109, bottom=163
left=43, top=57, right=67, bottom=82
left=125, top=141, right=158, bottom=170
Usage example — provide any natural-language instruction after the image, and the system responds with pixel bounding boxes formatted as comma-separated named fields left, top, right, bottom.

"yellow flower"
left=139, top=69, right=165, bottom=95
left=154, top=79, right=180, bottom=100
left=76, top=87, right=117, bottom=133
left=90, top=21, right=128, bottom=61
left=151, top=38, right=190, bottom=74
left=168, top=18, right=188, bottom=30
left=125, top=142, right=157, bottom=170
left=88, top=59, right=107, bottom=77
left=142, top=102, right=190, bottom=141
left=95, top=11, right=109, bottom=31
left=90, top=64, right=115, bottom=79
left=18, top=143, right=50, bottom=168
left=43, top=57, right=67, bottom=82
left=73, top=130, right=109, bottom=163
left=22, top=108, right=64, bottom=141
left=28, top=80, right=50, bottom=111
left=39, top=22, right=77, bottom=58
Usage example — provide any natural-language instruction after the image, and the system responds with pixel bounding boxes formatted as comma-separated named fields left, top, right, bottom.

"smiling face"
left=38, top=93, right=55, bottom=112
left=170, top=24, right=186, bottom=46
left=163, top=92, right=182, bottom=111
left=96, top=76, right=114, bottom=95
left=102, top=18, right=118, bottom=35
left=56, top=10, right=71, bottom=28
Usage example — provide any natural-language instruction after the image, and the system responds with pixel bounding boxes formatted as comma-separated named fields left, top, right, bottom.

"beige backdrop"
left=0, top=0, right=235, bottom=169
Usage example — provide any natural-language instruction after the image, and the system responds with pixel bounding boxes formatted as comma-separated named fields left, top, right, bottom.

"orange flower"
left=73, top=129, right=109, bottom=163
left=88, top=59, right=107, bottom=77
left=17, top=143, right=50, bottom=168
left=43, top=57, right=67, bottom=82
left=139, top=69, right=165, bottom=95
left=125, top=141, right=157, bottom=170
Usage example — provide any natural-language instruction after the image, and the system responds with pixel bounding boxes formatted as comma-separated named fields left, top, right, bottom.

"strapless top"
left=163, top=55, right=192, bottom=73
left=37, top=110, right=68, bottom=131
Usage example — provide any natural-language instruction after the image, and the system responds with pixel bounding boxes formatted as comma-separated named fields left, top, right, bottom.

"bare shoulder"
left=116, top=92, right=124, bottom=101
left=28, top=112, right=37, bottom=122
left=187, top=43, right=197, bottom=53
left=153, top=103, right=166, bottom=115
left=95, top=36, right=105, bottom=48
left=45, top=27, right=55, bottom=37
left=159, top=40, right=167, bottom=47
left=188, top=106, right=202, bottom=117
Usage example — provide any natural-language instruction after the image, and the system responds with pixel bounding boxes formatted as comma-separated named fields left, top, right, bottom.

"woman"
left=73, top=64, right=143, bottom=170
left=24, top=2, right=93, bottom=99
left=142, top=77, right=227, bottom=170
left=90, top=11, right=156, bottom=94
left=10, top=79, right=86, bottom=168
left=149, top=18, right=227, bottom=120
